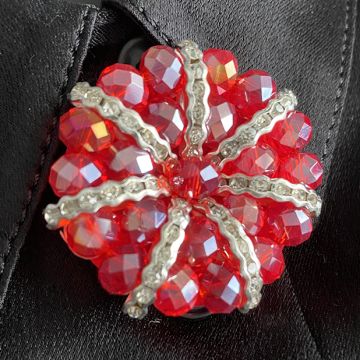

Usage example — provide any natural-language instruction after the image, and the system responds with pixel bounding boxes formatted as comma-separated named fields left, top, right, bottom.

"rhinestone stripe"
left=43, top=175, right=169, bottom=229
left=209, top=90, right=297, bottom=168
left=123, top=199, right=192, bottom=319
left=219, top=174, right=322, bottom=216
left=69, top=82, right=176, bottom=163
left=177, top=40, right=211, bottom=157
left=197, top=198, right=263, bottom=312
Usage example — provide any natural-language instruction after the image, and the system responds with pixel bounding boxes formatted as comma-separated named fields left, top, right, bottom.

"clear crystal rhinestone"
left=140, top=129, right=155, bottom=145
left=126, top=305, right=145, bottom=319
left=121, top=115, right=137, bottom=129
left=125, top=181, right=145, bottom=193
left=190, top=127, right=203, bottom=144
left=273, top=183, right=291, bottom=196
left=248, top=262, right=258, bottom=275
left=239, top=241, right=248, bottom=253
left=166, top=224, right=180, bottom=240
left=192, top=104, right=204, bottom=121
left=101, top=185, right=121, bottom=200
left=145, top=177, right=159, bottom=190
left=70, top=82, right=89, bottom=101
left=135, top=287, right=154, bottom=305
left=83, top=87, right=103, bottom=106
left=307, top=193, right=318, bottom=205
left=250, top=178, right=270, bottom=192
left=60, top=200, right=78, bottom=216
left=157, top=246, right=172, bottom=263
left=229, top=176, right=248, bottom=189
left=192, top=81, right=205, bottom=95
left=155, top=145, right=168, bottom=160
left=44, top=206, right=61, bottom=226
left=79, top=192, right=100, bottom=209
left=101, top=99, right=120, bottom=116
left=292, top=189, right=308, bottom=201
left=143, top=267, right=164, bottom=288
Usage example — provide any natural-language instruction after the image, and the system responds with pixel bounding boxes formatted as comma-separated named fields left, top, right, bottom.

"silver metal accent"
left=209, top=90, right=297, bottom=168
left=219, top=174, right=322, bottom=217
left=43, top=175, right=169, bottom=229
left=69, top=82, right=176, bottom=163
left=123, top=199, right=192, bottom=319
left=177, top=40, right=210, bottom=157
left=196, top=198, right=263, bottom=312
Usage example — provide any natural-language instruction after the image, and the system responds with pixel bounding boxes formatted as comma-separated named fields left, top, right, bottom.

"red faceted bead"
left=98, top=245, right=145, bottom=295
left=269, top=208, right=313, bottom=246
left=201, top=261, right=245, bottom=313
left=63, top=213, right=108, bottom=259
left=280, top=153, right=323, bottom=189
left=253, top=238, right=285, bottom=284
left=119, top=198, right=168, bottom=247
left=181, top=211, right=222, bottom=268
left=101, top=138, right=155, bottom=180
left=221, top=194, right=264, bottom=236
left=154, top=264, right=199, bottom=316
left=49, top=153, right=107, bottom=196
left=203, top=48, right=238, bottom=97
left=223, top=144, right=279, bottom=177
left=271, top=111, right=312, bottom=150
left=145, top=100, right=186, bottom=149
left=97, top=63, right=149, bottom=109
left=203, top=101, right=239, bottom=153
left=59, top=107, right=114, bottom=152
left=140, top=45, right=184, bottom=95
left=165, top=157, right=220, bottom=200
left=226, top=70, right=276, bottom=120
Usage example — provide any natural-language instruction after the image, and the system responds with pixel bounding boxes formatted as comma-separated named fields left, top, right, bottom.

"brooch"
left=44, top=40, right=323, bottom=319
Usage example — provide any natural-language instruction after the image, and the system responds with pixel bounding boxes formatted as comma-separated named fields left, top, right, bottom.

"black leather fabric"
left=0, top=0, right=359, bottom=359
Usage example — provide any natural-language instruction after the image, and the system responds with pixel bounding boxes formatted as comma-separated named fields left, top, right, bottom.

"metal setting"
left=219, top=174, right=322, bottom=216
left=43, top=175, right=169, bottom=229
left=196, top=198, right=263, bottom=312
left=209, top=90, right=297, bottom=168
left=177, top=40, right=211, bottom=157
left=69, top=82, right=176, bottom=163
left=123, top=199, right=192, bottom=319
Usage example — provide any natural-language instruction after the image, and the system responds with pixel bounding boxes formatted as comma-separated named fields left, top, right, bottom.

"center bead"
left=164, top=157, right=220, bottom=200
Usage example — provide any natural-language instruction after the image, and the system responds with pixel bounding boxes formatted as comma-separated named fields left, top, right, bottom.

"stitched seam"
left=126, top=0, right=176, bottom=46
left=0, top=7, right=91, bottom=279
left=321, top=0, right=352, bottom=163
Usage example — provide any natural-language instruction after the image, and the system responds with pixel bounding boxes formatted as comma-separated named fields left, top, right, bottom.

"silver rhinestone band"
left=177, top=40, right=210, bottom=157
left=197, top=198, right=263, bottom=312
left=69, top=82, right=176, bottom=163
left=209, top=90, right=297, bottom=168
left=123, top=198, right=192, bottom=319
left=219, top=174, right=322, bottom=217
left=43, top=175, right=169, bottom=229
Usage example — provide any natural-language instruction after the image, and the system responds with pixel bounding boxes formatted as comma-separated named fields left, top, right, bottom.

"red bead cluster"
left=49, top=45, right=323, bottom=317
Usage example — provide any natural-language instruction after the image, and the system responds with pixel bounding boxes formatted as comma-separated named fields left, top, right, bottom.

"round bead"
left=181, top=211, right=222, bottom=268
left=59, top=107, right=114, bottom=152
left=271, top=111, right=312, bottom=150
left=100, top=137, right=155, bottom=180
left=269, top=208, right=313, bottom=246
left=203, top=48, right=238, bottom=97
left=226, top=69, right=276, bottom=119
left=164, top=157, right=220, bottom=200
left=97, top=63, right=149, bottom=109
left=223, top=144, right=279, bottom=177
left=203, top=101, right=239, bottom=153
left=49, top=153, right=107, bottom=196
left=145, top=100, right=187, bottom=149
left=221, top=194, right=264, bottom=236
left=279, top=153, right=323, bottom=189
left=253, top=237, right=285, bottom=284
left=201, top=261, right=245, bottom=314
left=118, top=198, right=168, bottom=248
left=140, top=45, right=184, bottom=95
left=154, top=264, right=199, bottom=316
left=98, top=245, right=145, bottom=295
left=63, top=213, right=108, bottom=259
